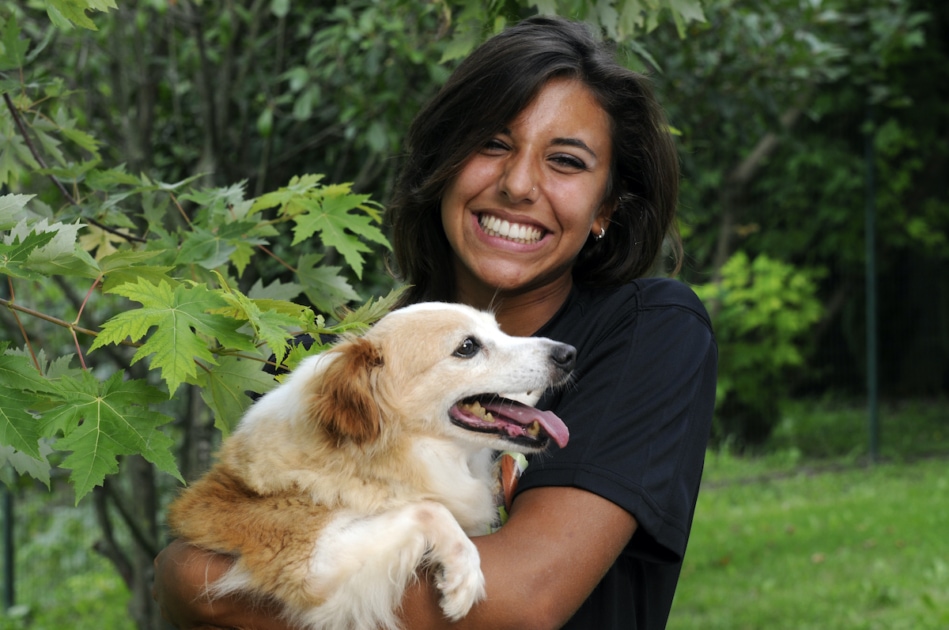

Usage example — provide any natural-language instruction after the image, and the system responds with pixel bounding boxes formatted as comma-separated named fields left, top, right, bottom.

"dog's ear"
left=307, top=337, right=384, bottom=445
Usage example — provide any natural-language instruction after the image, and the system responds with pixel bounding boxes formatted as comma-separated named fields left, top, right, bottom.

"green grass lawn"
left=669, top=399, right=949, bottom=630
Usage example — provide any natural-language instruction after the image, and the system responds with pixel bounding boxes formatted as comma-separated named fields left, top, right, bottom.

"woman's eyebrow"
left=498, top=127, right=599, bottom=159
left=551, top=137, right=598, bottom=159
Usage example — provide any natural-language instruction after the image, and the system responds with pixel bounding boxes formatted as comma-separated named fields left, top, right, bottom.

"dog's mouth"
left=449, top=396, right=569, bottom=449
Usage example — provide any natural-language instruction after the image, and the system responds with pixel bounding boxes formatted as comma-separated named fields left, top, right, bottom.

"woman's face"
left=440, top=77, right=613, bottom=303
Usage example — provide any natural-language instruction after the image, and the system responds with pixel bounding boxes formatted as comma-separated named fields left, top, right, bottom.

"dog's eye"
left=453, top=337, right=481, bottom=358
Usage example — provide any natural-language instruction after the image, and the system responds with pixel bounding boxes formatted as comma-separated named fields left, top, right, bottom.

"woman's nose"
left=499, top=153, right=538, bottom=203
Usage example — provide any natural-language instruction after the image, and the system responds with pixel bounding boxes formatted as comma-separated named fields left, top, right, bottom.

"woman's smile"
left=478, top=213, right=546, bottom=245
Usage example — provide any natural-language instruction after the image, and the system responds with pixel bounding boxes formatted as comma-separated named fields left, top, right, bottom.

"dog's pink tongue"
left=483, top=400, right=570, bottom=449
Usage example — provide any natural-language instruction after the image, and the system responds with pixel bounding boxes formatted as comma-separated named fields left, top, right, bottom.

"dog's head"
left=299, top=302, right=574, bottom=453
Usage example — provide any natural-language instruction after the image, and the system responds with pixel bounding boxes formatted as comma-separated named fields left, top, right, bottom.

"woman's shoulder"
left=537, top=278, right=713, bottom=351
left=575, top=278, right=711, bottom=328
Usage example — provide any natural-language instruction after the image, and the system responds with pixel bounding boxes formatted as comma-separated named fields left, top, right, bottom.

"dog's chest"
left=411, top=439, right=497, bottom=533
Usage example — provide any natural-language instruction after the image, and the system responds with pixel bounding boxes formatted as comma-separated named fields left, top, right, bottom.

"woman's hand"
left=400, top=485, right=638, bottom=629
left=151, top=539, right=289, bottom=630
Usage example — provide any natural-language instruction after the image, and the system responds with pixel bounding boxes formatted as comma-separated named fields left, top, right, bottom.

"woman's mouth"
left=478, top=214, right=544, bottom=244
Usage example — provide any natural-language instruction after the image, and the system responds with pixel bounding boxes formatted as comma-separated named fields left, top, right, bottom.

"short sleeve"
left=516, top=279, right=717, bottom=562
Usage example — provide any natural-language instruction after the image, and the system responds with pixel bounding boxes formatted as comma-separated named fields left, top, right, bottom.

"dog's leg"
left=300, top=501, right=485, bottom=630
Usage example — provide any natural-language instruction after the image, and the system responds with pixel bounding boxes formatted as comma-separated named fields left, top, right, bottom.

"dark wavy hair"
left=387, top=15, right=681, bottom=305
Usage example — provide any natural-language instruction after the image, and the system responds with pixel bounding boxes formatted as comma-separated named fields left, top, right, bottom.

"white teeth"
left=479, top=215, right=543, bottom=244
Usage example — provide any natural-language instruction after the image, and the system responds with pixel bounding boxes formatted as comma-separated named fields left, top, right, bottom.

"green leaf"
left=196, top=356, right=278, bottom=436
left=43, top=0, right=117, bottom=30
left=180, top=181, right=255, bottom=222
left=0, top=16, right=30, bottom=71
left=0, top=229, right=57, bottom=280
left=211, top=283, right=312, bottom=362
left=61, top=126, right=101, bottom=159
left=19, top=219, right=100, bottom=278
left=334, top=286, right=407, bottom=332
left=0, top=389, right=45, bottom=460
left=92, top=280, right=255, bottom=395
left=175, top=227, right=237, bottom=269
left=0, top=194, right=36, bottom=230
left=0, top=351, right=59, bottom=394
left=246, top=277, right=303, bottom=302
left=0, top=443, right=52, bottom=488
left=45, top=371, right=181, bottom=502
left=98, top=248, right=175, bottom=291
left=291, top=186, right=389, bottom=279
left=250, top=174, right=325, bottom=216
left=2, top=217, right=100, bottom=277
left=666, top=0, right=706, bottom=24
left=297, top=253, right=360, bottom=314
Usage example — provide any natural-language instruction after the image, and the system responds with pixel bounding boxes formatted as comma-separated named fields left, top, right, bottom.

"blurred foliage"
left=647, top=0, right=949, bottom=441
left=694, top=251, right=824, bottom=447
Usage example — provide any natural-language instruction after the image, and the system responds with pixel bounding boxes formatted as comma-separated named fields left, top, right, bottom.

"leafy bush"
left=694, top=251, right=824, bottom=447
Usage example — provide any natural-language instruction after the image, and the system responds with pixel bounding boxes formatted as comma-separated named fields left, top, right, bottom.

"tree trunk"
left=707, top=97, right=811, bottom=319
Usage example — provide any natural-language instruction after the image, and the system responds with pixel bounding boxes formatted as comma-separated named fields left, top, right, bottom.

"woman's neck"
left=454, top=277, right=573, bottom=337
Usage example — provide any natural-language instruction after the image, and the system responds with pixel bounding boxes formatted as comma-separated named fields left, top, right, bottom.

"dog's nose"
left=550, top=343, right=576, bottom=372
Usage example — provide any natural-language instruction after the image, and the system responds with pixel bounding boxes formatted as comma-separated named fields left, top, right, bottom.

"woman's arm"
left=152, top=539, right=290, bottom=630
left=401, top=485, right=637, bottom=630
left=153, top=486, right=635, bottom=630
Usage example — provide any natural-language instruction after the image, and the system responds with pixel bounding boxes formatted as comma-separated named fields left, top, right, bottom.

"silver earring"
left=595, top=227, right=606, bottom=241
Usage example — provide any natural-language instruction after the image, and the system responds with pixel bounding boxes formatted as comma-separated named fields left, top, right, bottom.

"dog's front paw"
left=434, top=537, right=486, bottom=621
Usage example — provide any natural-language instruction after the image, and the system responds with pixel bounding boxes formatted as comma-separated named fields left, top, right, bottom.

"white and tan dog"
left=168, top=302, right=574, bottom=630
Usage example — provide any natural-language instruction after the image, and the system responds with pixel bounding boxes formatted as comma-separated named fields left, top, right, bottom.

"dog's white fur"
left=168, top=302, right=574, bottom=630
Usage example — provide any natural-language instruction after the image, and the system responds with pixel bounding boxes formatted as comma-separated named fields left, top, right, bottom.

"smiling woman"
left=440, top=77, right=614, bottom=311
left=389, top=17, right=682, bottom=325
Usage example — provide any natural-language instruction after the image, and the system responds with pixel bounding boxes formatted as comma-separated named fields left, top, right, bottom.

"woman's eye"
left=481, top=138, right=510, bottom=153
left=453, top=337, right=481, bottom=358
left=551, top=154, right=587, bottom=170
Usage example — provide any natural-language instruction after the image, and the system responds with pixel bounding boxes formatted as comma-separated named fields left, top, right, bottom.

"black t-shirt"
left=517, top=278, right=718, bottom=629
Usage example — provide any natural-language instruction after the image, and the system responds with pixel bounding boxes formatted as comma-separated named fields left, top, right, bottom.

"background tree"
left=644, top=0, right=948, bottom=446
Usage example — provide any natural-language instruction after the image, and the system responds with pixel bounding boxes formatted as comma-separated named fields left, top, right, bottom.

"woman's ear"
left=592, top=204, right=614, bottom=240
left=305, top=337, right=384, bottom=445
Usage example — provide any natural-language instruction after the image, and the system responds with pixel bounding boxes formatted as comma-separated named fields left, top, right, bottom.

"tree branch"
left=1, top=92, right=147, bottom=244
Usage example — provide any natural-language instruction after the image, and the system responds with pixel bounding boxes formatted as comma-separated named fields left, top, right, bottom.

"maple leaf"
left=92, top=279, right=256, bottom=395
left=246, top=277, right=303, bottom=301
left=212, top=287, right=313, bottom=362
left=175, top=226, right=237, bottom=270
left=0, top=350, right=64, bottom=479
left=0, top=15, right=30, bottom=71
left=334, top=286, right=407, bottom=332
left=0, top=388, right=46, bottom=461
left=0, top=194, right=36, bottom=229
left=290, top=186, right=389, bottom=279
left=0, top=442, right=53, bottom=488
left=0, top=229, right=56, bottom=280
left=44, top=0, right=118, bottom=30
left=296, top=253, right=360, bottom=314
left=250, top=173, right=325, bottom=217
left=97, top=249, right=173, bottom=292
left=179, top=181, right=254, bottom=222
left=196, top=356, right=278, bottom=435
left=79, top=223, right=125, bottom=260
left=42, top=371, right=181, bottom=502
left=15, top=218, right=100, bottom=278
